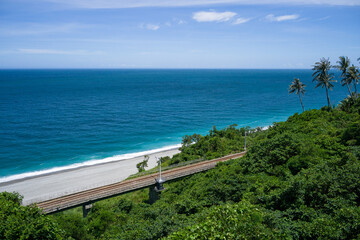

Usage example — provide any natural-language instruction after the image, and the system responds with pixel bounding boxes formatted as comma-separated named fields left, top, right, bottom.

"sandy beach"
left=0, top=147, right=180, bottom=205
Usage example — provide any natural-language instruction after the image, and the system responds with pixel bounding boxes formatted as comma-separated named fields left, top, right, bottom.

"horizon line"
left=0, top=67, right=313, bottom=70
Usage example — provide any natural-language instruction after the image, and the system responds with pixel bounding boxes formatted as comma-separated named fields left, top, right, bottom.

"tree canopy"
left=0, top=192, right=63, bottom=240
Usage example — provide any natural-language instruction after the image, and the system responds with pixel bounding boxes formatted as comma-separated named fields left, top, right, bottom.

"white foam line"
left=0, top=144, right=181, bottom=183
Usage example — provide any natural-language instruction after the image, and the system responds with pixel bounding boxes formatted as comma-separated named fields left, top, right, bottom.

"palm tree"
left=312, top=58, right=336, bottom=109
left=346, top=65, right=360, bottom=95
left=289, top=78, right=306, bottom=112
left=336, top=56, right=351, bottom=95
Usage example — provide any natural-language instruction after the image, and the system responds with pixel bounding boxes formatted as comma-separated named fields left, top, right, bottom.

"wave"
left=261, top=126, right=270, bottom=130
left=0, top=144, right=181, bottom=184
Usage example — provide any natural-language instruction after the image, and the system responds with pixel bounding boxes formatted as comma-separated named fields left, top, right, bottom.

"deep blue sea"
left=0, top=69, right=347, bottom=181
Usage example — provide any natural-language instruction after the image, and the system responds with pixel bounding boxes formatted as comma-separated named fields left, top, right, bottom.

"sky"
left=0, top=0, right=359, bottom=69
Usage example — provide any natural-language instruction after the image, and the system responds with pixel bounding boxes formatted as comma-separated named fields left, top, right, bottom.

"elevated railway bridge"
left=36, top=152, right=246, bottom=216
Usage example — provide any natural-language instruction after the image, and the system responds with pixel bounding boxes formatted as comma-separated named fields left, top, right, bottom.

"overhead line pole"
left=244, top=131, right=247, bottom=151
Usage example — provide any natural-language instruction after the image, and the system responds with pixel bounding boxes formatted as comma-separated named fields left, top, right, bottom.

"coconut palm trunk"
left=354, top=82, right=358, bottom=94
left=346, top=83, right=351, bottom=96
left=299, top=94, right=304, bottom=112
left=325, top=86, right=331, bottom=108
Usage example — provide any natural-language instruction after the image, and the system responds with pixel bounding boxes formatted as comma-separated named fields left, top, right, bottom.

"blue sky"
left=0, top=0, right=359, bottom=69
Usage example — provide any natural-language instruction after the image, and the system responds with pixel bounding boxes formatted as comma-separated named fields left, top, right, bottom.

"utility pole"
left=159, top=157, right=162, bottom=182
left=149, top=157, right=165, bottom=204
left=244, top=131, right=247, bottom=151
left=155, top=157, right=165, bottom=191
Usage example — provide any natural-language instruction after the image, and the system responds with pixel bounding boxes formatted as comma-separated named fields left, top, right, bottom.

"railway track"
left=36, top=151, right=246, bottom=214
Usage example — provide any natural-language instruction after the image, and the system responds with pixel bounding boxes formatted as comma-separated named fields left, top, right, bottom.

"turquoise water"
left=0, top=69, right=347, bottom=181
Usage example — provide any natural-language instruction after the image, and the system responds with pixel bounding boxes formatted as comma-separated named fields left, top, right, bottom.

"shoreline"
left=0, top=145, right=181, bottom=205
left=0, top=144, right=181, bottom=185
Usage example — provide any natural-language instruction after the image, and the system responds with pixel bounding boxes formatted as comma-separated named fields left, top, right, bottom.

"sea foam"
left=0, top=144, right=181, bottom=184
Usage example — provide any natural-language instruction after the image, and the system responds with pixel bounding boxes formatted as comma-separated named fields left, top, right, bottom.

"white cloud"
left=40, top=0, right=360, bottom=8
left=233, top=17, right=250, bottom=24
left=0, top=23, right=94, bottom=36
left=176, top=19, right=186, bottom=24
left=140, top=23, right=160, bottom=30
left=17, top=48, right=104, bottom=55
left=193, top=11, right=237, bottom=22
left=165, top=19, right=186, bottom=27
left=266, top=14, right=300, bottom=22
left=146, top=24, right=160, bottom=30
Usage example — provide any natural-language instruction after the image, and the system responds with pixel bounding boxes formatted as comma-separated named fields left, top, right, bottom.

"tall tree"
left=336, top=56, right=351, bottom=95
left=312, top=58, right=336, bottom=109
left=289, top=78, right=306, bottom=112
left=346, top=65, right=360, bottom=95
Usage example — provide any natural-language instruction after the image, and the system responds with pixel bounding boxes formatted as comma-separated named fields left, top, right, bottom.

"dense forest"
left=1, top=92, right=360, bottom=239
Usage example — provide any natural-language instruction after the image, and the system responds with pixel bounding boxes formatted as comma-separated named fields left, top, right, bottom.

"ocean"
left=0, top=69, right=347, bottom=182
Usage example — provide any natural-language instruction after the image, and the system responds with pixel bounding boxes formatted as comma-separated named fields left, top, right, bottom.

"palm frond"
left=346, top=65, right=360, bottom=85
left=336, top=56, right=350, bottom=77
left=289, top=78, right=306, bottom=95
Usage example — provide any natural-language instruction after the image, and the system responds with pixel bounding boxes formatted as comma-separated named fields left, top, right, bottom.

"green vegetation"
left=169, top=125, right=251, bottom=165
left=166, top=95, right=360, bottom=239
left=137, top=155, right=149, bottom=172
left=0, top=192, right=63, bottom=239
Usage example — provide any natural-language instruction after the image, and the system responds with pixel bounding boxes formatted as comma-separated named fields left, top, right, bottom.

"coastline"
left=0, top=145, right=181, bottom=205
left=0, top=144, right=181, bottom=184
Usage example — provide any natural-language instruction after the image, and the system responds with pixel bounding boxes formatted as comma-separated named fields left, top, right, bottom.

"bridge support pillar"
left=149, top=185, right=160, bottom=204
left=82, top=203, right=93, bottom=218
left=149, top=179, right=166, bottom=204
